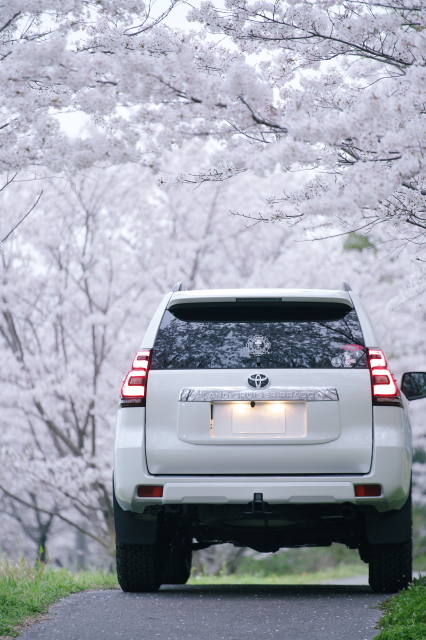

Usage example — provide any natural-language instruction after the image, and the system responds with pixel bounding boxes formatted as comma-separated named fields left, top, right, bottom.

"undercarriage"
left=115, top=486, right=412, bottom=594
left=156, top=500, right=376, bottom=554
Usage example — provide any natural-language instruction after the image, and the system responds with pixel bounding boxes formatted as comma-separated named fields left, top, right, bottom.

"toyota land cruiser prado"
left=113, top=284, right=426, bottom=593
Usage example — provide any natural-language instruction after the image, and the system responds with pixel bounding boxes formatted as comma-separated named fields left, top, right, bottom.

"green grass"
left=188, top=563, right=366, bottom=585
left=236, top=543, right=366, bottom=576
left=0, top=558, right=118, bottom=637
left=374, top=575, right=426, bottom=640
left=413, top=507, right=426, bottom=571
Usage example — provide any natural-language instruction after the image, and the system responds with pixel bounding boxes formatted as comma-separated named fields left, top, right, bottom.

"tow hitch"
left=245, top=493, right=272, bottom=515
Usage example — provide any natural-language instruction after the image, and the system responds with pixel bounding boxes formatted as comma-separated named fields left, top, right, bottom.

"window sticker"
left=343, top=352, right=357, bottom=367
left=332, top=351, right=359, bottom=368
left=246, top=335, right=271, bottom=356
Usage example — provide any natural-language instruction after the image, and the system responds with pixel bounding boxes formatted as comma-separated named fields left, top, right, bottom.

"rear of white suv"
left=114, top=285, right=423, bottom=593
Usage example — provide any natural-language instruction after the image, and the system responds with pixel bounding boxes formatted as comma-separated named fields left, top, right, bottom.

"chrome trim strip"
left=179, top=387, right=338, bottom=402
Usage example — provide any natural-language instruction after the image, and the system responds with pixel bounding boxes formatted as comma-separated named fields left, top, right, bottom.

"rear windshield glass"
left=151, top=300, right=367, bottom=370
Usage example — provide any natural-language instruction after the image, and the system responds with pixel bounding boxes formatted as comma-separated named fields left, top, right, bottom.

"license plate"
left=231, top=403, right=286, bottom=434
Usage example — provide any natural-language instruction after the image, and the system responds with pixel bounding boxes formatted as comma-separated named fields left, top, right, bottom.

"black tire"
left=161, top=537, right=192, bottom=584
left=116, top=540, right=162, bottom=592
left=368, top=538, right=412, bottom=593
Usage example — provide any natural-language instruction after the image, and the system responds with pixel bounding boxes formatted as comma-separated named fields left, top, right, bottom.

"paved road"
left=20, top=584, right=385, bottom=640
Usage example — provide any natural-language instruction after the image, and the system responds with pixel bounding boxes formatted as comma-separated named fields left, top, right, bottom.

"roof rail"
left=172, top=282, right=185, bottom=292
left=341, top=282, right=352, bottom=292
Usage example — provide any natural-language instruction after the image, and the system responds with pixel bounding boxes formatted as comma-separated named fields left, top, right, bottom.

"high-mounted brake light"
left=367, top=348, right=401, bottom=407
left=120, top=349, right=151, bottom=407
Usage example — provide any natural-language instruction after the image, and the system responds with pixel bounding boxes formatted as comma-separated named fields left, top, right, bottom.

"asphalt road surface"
left=20, top=584, right=386, bottom=640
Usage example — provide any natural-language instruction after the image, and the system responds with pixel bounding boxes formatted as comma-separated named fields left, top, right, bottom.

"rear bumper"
left=162, top=481, right=353, bottom=503
left=119, top=474, right=409, bottom=514
left=114, top=407, right=412, bottom=514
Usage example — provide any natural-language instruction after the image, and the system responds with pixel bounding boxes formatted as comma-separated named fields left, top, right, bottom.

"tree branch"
left=0, top=484, right=109, bottom=548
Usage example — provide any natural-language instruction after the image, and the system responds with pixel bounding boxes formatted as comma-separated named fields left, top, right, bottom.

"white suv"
left=113, top=285, right=426, bottom=593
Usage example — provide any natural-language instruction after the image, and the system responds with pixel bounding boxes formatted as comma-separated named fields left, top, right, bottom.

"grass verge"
left=374, top=575, right=426, bottom=640
left=0, top=558, right=118, bottom=637
left=188, top=563, right=366, bottom=585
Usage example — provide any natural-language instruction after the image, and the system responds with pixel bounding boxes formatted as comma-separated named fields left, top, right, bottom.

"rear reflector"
left=355, top=484, right=381, bottom=497
left=137, top=486, right=163, bottom=498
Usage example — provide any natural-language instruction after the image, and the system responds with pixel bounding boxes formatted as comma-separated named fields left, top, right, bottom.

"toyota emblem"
left=247, top=374, right=270, bottom=389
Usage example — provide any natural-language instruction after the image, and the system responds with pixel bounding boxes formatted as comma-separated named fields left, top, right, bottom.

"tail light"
left=368, top=349, right=386, bottom=368
left=120, top=349, right=151, bottom=407
left=367, top=348, right=401, bottom=407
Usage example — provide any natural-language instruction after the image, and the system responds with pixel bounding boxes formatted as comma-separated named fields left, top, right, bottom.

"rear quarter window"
left=151, top=300, right=367, bottom=370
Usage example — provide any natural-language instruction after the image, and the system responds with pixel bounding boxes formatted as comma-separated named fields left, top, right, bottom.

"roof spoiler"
left=172, top=282, right=352, bottom=294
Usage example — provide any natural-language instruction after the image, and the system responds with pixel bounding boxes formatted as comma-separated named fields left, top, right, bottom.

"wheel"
left=368, top=538, right=412, bottom=593
left=161, top=537, right=192, bottom=584
left=116, top=540, right=162, bottom=592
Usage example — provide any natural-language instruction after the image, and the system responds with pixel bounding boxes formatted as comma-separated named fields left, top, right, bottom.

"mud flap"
left=113, top=482, right=157, bottom=545
left=366, top=491, right=411, bottom=544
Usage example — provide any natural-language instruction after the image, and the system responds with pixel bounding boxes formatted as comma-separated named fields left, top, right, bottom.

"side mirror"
left=401, top=372, right=426, bottom=401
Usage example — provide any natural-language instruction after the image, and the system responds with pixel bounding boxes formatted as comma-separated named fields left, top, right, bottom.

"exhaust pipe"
left=340, top=504, right=355, bottom=519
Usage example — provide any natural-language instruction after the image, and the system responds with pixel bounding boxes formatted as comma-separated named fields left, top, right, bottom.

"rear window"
left=151, top=300, right=367, bottom=370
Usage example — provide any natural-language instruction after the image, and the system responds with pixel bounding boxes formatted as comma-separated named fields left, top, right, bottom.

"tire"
left=161, top=537, right=192, bottom=584
left=368, top=538, right=412, bottom=593
left=116, top=540, right=162, bottom=592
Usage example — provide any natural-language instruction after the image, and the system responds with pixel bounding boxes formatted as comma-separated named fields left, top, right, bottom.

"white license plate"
left=231, top=403, right=286, bottom=434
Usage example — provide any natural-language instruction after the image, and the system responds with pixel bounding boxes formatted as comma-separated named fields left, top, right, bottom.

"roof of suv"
left=141, top=286, right=380, bottom=347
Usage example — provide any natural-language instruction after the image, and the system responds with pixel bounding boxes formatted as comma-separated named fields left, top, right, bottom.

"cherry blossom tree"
left=0, top=147, right=296, bottom=561
left=3, top=0, right=425, bottom=252
left=182, top=0, right=426, bottom=251
left=1, top=141, right=425, bottom=564
left=1, top=0, right=426, bottom=568
left=0, top=0, right=262, bottom=183
left=0, top=173, right=137, bottom=559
